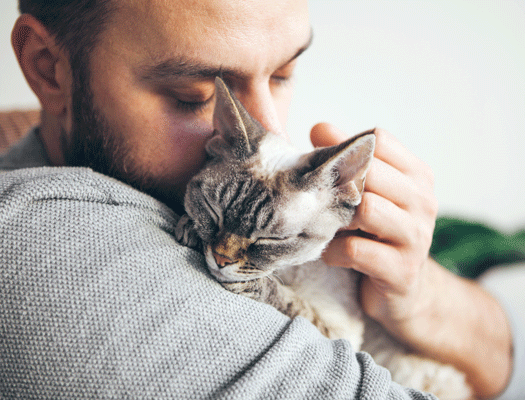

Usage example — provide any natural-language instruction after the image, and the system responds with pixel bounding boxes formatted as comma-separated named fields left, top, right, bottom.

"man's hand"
left=310, top=123, right=513, bottom=399
left=311, top=123, right=438, bottom=325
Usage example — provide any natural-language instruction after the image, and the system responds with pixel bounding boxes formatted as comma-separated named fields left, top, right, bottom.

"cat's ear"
left=299, top=130, right=376, bottom=206
left=206, top=77, right=265, bottom=160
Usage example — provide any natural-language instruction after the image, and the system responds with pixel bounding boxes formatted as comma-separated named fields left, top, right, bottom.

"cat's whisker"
left=271, top=272, right=284, bottom=286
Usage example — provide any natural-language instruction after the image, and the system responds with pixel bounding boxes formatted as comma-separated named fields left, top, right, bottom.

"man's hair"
left=18, top=0, right=114, bottom=80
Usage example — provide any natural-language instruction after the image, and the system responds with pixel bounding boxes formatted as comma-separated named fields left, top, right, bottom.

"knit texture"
left=1, top=167, right=437, bottom=399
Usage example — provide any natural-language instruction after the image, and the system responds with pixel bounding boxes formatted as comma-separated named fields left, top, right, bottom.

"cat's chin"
left=207, top=265, right=261, bottom=283
left=207, top=265, right=234, bottom=282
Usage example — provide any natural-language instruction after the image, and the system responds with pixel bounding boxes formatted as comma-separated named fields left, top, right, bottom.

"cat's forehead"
left=214, top=167, right=319, bottom=235
left=250, top=133, right=302, bottom=178
left=279, top=190, right=321, bottom=228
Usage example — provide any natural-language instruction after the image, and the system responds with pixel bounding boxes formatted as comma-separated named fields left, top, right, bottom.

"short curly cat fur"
left=176, top=77, right=473, bottom=400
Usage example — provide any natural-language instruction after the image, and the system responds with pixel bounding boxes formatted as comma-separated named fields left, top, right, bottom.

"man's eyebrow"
left=286, top=28, right=313, bottom=66
left=138, top=59, right=226, bottom=83
left=138, top=28, right=313, bottom=84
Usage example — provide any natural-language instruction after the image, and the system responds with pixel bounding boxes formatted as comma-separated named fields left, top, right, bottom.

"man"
left=1, top=0, right=522, bottom=398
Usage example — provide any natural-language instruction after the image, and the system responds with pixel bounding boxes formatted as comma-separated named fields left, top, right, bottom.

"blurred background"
left=1, top=0, right=524, bottom=231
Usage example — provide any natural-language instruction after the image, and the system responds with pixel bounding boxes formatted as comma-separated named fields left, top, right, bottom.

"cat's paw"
left=175, top=214, right=202, bottom=250
left=387, top=354, right=473, bottom=400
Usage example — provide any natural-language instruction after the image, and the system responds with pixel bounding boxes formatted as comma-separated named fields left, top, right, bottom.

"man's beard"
left=61, top=68, right=183, bottom=213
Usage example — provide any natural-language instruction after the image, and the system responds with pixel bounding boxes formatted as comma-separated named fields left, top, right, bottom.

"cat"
left=175, top=77, right=473, bottom=400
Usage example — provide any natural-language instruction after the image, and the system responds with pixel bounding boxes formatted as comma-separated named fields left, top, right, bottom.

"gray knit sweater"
left=0, top=129, right=521, bottom=399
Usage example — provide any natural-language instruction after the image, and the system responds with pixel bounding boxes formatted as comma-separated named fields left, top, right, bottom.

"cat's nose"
left=213, top=251, right=235, bottom=268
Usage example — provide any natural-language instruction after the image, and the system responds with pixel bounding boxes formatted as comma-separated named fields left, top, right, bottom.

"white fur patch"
left=284, top=191, right=319, bottom=224
left=253, top=134, right=302, bottom=176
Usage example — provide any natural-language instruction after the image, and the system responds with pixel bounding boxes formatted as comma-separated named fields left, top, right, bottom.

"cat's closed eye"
left=196, top=220, right=218, bottom=242
left=201, top=193, right=221, bottom=226
left=254, top=231, right=311, bottom=246
left=254, top=237, right=291, bottom=245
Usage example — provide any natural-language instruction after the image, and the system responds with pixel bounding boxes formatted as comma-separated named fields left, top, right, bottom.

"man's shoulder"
left=1, top=166, right=169, bottom=212
left=0, top=165, right=225, bottom=324
left=0, top=166, right=192, bottom=275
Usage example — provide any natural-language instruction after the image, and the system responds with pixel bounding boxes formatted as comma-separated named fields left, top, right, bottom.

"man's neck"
left=39, top=111, right=66, bottom=166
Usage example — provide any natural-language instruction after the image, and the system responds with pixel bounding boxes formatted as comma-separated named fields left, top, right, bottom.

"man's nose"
left=236, top=84, right=285, bottom=138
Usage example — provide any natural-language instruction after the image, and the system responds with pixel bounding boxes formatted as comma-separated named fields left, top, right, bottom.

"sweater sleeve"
left=0, top=167, right=437, bottom=400
left=479, top=264, right=525, bottom=400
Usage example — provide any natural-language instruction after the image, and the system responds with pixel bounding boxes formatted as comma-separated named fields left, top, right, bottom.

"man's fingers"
left=374, top=128, right=434, bottom=187
left=346, top=192, right=417, bottom=246
left=310, top=124, right=417, bottom=174
left=310, top=125, right=435, bottom=192
left=311, top=123, right=437, bottom=298
left=365, top=158, right=438, bottom=217
left=365, top=157, right=418, bottom=211
left=322, top=235, right=406, bottom=293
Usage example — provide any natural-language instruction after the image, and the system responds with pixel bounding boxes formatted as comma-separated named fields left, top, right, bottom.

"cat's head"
left=184, top=77, right=375, bottom=282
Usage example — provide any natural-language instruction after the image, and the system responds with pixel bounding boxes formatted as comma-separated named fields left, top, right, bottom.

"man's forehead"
left=120, top=0, right=308, bottom=30
left=116, top=0, right=309, bottom=49
left=101, top=0, right=311, bottom=80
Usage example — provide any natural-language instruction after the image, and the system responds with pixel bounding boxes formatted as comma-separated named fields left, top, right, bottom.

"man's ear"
left=11, top=14, right=71, bottom=116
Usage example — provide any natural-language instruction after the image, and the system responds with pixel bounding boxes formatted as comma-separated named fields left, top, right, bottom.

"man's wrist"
left=401, top=258, right=513, bottom=399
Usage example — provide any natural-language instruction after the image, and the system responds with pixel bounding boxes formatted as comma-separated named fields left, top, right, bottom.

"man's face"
left=65, top=0, right=311, bottom=213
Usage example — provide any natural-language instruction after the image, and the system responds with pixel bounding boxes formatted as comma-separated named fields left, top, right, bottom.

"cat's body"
left=176, top=78, right=473, bottom=400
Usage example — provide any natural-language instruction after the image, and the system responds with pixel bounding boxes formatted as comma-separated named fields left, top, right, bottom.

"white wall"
left=289, top=0, right=525, bottom=231
left=1, top=0, right=524, bottom=231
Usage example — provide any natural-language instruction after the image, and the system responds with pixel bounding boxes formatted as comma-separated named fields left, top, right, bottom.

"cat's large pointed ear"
left=206, top=77, right=265, bottom=160
left=299, top=130, right=376, bottom=206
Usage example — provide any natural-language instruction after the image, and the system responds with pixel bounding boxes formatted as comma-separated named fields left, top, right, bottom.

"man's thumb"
left=310, top=122, right=348, bottom=148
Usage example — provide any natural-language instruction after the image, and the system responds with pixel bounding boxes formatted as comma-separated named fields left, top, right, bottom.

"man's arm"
left=1, top=167, right=437, bottom=399
left=479, top=264, right=525, bottom=400
left=387, top=258, right=513, bottom=398
left=311, top=124, right=514, bottom=399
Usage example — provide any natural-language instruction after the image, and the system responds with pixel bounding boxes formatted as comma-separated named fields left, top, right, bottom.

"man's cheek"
left=168, top=116, right=214, bottom=150
left=152, top=116, right=215, bottom=180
